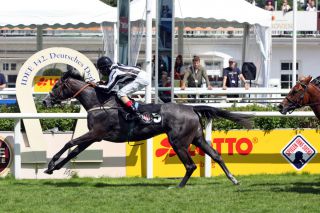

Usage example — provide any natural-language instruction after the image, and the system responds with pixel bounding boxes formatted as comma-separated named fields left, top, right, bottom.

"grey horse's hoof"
left=227, top=174, right=240, bottom=185
left=168, top=185, right=183, bottom=189
left=230, top=176, right=240, bottom=185
left=44, top=169, right=53, bottom=175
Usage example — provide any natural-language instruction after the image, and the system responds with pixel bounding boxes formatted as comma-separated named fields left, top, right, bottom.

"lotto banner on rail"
left=126, top=129, right=320, bottom=177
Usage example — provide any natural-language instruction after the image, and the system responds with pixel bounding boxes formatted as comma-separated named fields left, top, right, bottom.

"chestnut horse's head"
left=278, top=75, right=313, bottom=115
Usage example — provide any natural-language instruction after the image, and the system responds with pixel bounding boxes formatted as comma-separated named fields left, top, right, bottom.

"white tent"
left=131, top=0, right=270, bottom=27
left=0, top=0, right=118, bottom=59
left=0, top=0, right=117, bottom=27
left=130, top=0, right=272, bottom=87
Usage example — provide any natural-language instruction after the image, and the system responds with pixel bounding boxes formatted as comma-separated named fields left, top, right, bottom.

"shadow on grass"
left=36, top=177, right=223, bottom=188
left=245, top=175, right=320, bottom=195
left=40, top=181, right=174, bottom=188
left=272, top=181, right=320, bottom=195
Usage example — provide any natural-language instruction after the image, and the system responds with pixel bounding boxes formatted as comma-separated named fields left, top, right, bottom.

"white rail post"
left=14, top=119, right=22, bottom=179
left=204, top=119, right=212, bottom=177
left=146, top=0, right=153, bottom=179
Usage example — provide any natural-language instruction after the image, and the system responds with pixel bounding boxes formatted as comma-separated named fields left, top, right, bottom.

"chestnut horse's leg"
left=192, top=136, right=239, bottom=185
left=44, top=131, right=100, bottom=174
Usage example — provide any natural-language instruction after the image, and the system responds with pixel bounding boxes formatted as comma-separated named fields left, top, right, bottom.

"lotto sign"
left=34, top=76, right=60, bottom=92
left=126, top=130, right=320, bottom=177
left=0, top=136, right=12, bottom=176
left=281, top=135, right=317, bottom=170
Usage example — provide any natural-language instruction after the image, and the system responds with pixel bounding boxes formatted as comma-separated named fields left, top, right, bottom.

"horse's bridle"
left=285, top=80, right=320, bottom=114
left=50, top=78, right=91, bottom=102
left=285, top=81, right=307, bottom=112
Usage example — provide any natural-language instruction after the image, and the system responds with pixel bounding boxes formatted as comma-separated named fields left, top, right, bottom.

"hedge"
left=0, top=103, right=319, bottom=131
left=0, top=103, right=80, bottom=131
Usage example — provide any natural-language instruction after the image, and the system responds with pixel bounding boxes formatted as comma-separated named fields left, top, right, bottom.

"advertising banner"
left=126, top=129, right=320, bottom=177
left=272, top=11, right=317, bottom=31
left=33, top=76, right=60, bottom=92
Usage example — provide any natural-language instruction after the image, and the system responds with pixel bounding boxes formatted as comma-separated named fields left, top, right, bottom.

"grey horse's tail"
left=193, top=105, right=253, bottom=129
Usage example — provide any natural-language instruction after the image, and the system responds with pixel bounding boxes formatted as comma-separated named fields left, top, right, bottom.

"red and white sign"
left=281, top=135, right=317, bottom=170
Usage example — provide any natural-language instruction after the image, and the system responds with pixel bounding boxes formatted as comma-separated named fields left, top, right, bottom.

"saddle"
left=124, top=101, right=162, bottom=125
left=95, top=90, right=162, bottom=125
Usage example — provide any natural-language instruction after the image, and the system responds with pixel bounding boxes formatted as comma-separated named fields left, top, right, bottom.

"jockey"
left=96, top=56, right=150, bottom=120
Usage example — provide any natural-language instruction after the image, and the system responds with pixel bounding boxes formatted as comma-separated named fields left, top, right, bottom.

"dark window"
left=281, top=74, right=298, bottom=89
left=8, top=75, right=17, bottom=83
left=281, top=62, right=299, bottom=71
left=11, top=63, right=16, bottom=70
left=3, top=63, right=9, bottom=71
left=281, top=63, right=290, bottom=70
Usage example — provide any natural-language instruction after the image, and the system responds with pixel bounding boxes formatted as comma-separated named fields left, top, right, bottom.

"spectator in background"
left=0, top=72, right=6, bottom=99
left=174, top=54, right=184, bottom=81
left=151, top=54, right=169, bottom=87
left=181, top=55, right=212, bottom=90
left=181, top=55, right=212, bottom=103
left=265, top=0, right=275, bottom=11
left=306, top=0, right=316, bottom=11
left=0, top=72, right=6, bottom=90
left=282, top=0, right=291, bottom=13
left=222, top=58, right=249, bottom=90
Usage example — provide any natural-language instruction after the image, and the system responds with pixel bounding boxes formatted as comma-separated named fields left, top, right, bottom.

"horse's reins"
left=71, top=83, right=91, bottom=99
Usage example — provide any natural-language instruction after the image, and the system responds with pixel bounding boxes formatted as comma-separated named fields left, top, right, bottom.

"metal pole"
left=242, top=23, right=249, bottom=65
left=292, top=0, right=297, bottom=87
left=170, top=0, right=175, bottom=102
left=145, top=0, right=153, bottom=179
left=114, top=22, right=118, bottom=63
left=36, top=25, right=43, bottom=51
left=14, top=119, right=21, bottom=179
left=204, top=119, right=212, bottom=177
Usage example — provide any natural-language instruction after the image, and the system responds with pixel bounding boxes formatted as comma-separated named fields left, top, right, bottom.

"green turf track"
left=0, top=173, right=320, bottom=213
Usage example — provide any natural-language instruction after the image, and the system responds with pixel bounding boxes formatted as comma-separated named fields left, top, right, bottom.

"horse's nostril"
left=278, top=104, right=283, bottom=110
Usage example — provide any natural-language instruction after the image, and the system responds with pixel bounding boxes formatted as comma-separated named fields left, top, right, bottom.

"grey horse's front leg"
left=44, top=131, right=99, bottom=175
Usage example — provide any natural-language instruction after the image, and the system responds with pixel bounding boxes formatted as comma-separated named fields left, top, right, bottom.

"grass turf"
left=0, top=173, right=320, bottom=213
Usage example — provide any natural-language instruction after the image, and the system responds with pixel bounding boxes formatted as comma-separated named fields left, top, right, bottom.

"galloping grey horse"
left=43, top=72, right=252, bottom=187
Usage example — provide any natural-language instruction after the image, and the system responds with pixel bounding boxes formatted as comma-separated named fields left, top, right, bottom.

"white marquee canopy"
left=0, top=0, right=117, bottom=27
left=130, top=0, right=271, bottom=28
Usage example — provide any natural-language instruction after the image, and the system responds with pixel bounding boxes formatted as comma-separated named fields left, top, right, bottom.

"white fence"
left=0, top=87, right=291, bottom=107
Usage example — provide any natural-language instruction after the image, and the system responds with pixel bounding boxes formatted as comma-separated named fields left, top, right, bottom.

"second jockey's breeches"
left=117, top=71, right=150, bottom=98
